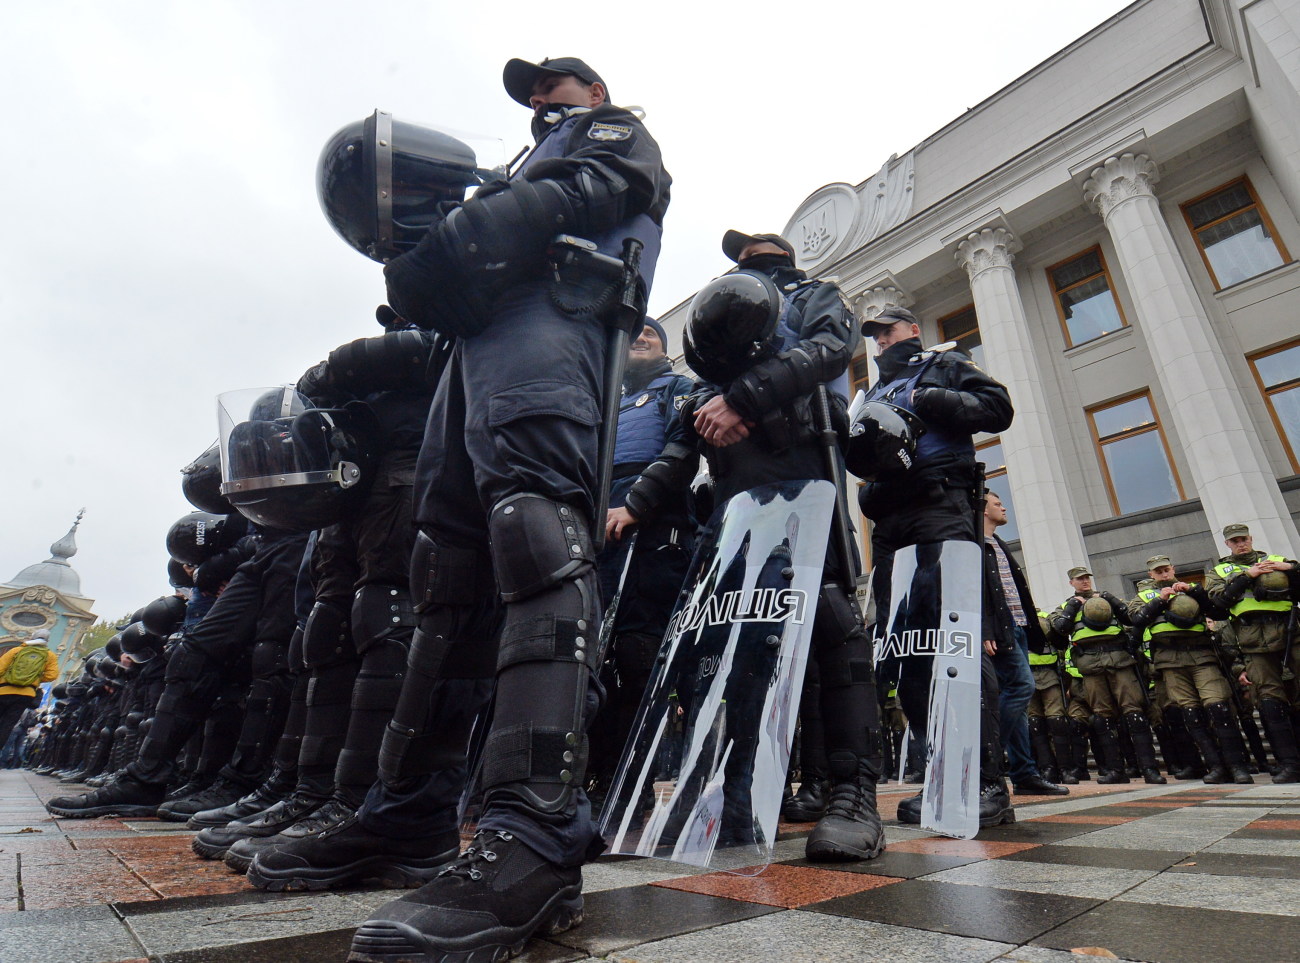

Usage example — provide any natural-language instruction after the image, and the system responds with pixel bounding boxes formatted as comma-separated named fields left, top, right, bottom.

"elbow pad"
left=327, top=330, right=440, bottom=392
left=624, top=443, right=698, bottom=519
left=726, top=347, right=821, bottom=418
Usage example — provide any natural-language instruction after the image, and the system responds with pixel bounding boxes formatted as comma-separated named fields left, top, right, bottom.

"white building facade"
left=663, top=0, right=1300, bottom=604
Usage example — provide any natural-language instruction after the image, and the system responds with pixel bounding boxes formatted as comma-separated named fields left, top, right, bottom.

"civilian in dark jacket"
left=983, top=492, right=1067, bottom=795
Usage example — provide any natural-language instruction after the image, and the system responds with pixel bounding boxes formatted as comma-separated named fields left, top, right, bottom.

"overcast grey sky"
left=0, top=0, right=1131, bottom=622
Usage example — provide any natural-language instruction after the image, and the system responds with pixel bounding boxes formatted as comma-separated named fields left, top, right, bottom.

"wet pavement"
left=3, top=769, right=1299, bottom=962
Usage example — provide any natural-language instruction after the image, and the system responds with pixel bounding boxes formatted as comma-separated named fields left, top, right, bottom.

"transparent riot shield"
left=874, top=540, right=982, bottom=839
left=600, top=479, right=836, bottom=872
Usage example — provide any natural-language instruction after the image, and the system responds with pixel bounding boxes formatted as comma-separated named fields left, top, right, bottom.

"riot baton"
left=596, top=237, right=644, bottom=553
left=546, top=234, right=644, bottom=554
left=814, top=385, right=859, bottom=595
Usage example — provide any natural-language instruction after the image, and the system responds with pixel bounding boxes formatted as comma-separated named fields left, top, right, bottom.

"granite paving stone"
left=994, top=948, right=1143, bottom=963
left=924, top=858, right=1157, bottom=899
left=652, top=862, right=900, bottom=908
left=581, top=854, right=705, bottom=893
left=779, top=849, right=985, bottom=878
left=606, top=911, right=1014, bottom=963
left=805, top=878, right=1100, bottom=944
left=1203, top=836, right=1300, bottom=856
left=548, top=883, right=781, bottom=956
left=997, top=844, right=1182, bottom=872
left=1164, top=850, right=1300, bottom=878
left=1033, top=900, right=1300, bottom=963
left=886, top=837, right=1040, bottom=859
left=123, top=892, right=371, bottom=954
left=1115, top=870, right=1300, bottom=916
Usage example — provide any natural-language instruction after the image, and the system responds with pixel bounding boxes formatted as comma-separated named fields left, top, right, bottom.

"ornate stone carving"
left=853, top=285, right=913, bottom=322
left=1083, top=153, right=1159, bottom=219
left=956, top=227, right=1020, bottom=281
left=799, top=203, right=835, bottom=257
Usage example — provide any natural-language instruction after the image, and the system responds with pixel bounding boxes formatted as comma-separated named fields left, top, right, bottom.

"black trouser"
left=130, top=534, right=307, bottom=785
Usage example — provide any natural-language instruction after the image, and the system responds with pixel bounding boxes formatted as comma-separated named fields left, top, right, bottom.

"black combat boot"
left=1093, top=717, right=1130, bottom=784
left=1123, top=711, right=1167, bottom=784
left=1185, top=706, right=1229, bottom=784
left=1067, top=719, right=1092, bottom=782
left=226, top=797, right=356, bottom=875
left=782, top=776, right=830, bottom=823
left=805, top=758, right=884, bottom=861
left=1207, top=702, right=1254, bottom=784
left=978, top=779, right=1015, bottom=828
left=348, top=829, right=582, bottom=963
left=1028, top=717, right=1057, bottom=781
left=1259, top=699, right=1300, bottom=783
left=187, top=769, right=294, bottom=829
left=157, top=773, right=257, bottom=822
left=1162, top=707, right=1205, bottom=779
left=1049, top=717, right=1076, bottom=783
left=246, top=812, right=457, bottom=892
left=191, top=791, right=326, bottom=861
left=46, top=772, right=167, bottom=818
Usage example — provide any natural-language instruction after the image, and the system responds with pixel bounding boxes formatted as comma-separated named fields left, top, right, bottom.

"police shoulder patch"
left=673, top=395, right=688, bottom=410
left=588, top=122, right=633, bottom=142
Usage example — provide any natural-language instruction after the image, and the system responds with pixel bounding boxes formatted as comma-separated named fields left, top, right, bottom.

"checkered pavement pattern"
left=2, top=770, right=1299, bottom=962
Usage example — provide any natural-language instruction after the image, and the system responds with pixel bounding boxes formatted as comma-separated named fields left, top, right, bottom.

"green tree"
left=78, top=615, right=134, bottom=658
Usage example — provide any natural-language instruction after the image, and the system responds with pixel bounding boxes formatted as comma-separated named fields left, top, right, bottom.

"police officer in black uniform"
left=590, top=317, right=696, bottom=793
left=678, top=230, right=885, bottom=861
left=855, top=307, right=1016, bottom=826
left=251, top=57, right=670, bottom=963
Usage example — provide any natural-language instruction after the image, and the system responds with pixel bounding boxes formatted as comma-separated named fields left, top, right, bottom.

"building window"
left=977, top=439, right=1018, bottom=541
left=1182, top=178, right=1290, bottom=289
left=1248, top=339, right=1300, bottom=473
left=1048, top=247, right=1127, bottom=347
left=939, top=305, right=984, bottom=369
left=1087, top=391, right=1184, bottom=515
left=850, top=353, right=872, bottom=397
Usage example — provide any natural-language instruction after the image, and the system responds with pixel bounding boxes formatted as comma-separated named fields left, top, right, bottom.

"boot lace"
left=823, top=781, right=870, bottom=821
left=438, top=830, right=513, bottom=882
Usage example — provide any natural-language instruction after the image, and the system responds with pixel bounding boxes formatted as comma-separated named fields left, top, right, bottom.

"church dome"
left=7, top=512, right=85, bottom=598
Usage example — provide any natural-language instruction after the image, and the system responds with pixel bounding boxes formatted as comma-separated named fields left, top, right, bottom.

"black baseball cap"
left=503, top=57, right=607, bottom=107
left=862, top=305, right=918, bottom=332
left=722, top=230, right=796, bottom=263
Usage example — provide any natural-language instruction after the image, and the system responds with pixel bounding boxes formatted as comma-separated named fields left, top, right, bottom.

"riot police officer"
left=1206, top=523, right=1300, bottom=782
left=253, top=56, right=671, bottom=963
left=678, top=229, right=886, bottom=861
left=856, top=307, right=1015, bottom=827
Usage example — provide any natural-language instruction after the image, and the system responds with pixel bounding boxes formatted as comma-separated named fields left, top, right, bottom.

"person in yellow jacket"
left=1206, top=522, right=1299, bottom=783
left=0, top=629, right=59, bottom=752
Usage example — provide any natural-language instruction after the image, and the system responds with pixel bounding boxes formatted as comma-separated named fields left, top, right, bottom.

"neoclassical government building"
left=661, top=0, right=1300, bottom=602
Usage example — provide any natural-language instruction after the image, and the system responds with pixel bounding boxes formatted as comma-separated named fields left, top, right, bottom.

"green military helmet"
left=1166, top=592, right=1202, bottom=629
left=1254, top=570, right=1291, bottom=602
left=1081, top=595, right=1114, bottom=631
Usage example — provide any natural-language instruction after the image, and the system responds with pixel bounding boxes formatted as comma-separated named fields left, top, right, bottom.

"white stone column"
left=1084, top=153, right=1299, bottom=557
left=956, top=228, right=1088, bottom=598
left=852, top=285, right=911, bottom=324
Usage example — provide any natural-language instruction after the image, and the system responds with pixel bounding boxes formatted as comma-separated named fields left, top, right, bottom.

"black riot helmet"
left=683, top=270, right=782, bottom=385
left=181, top=441, right=233, bottom=515
left=103, top=634, right=123, bottom=663
left=51, top=683, right=67, bottom=699
left=166, top=511, right=238, bottom=566
left=167, top=557, right=195, bottom=589
left=317, top=110, right=483, bottom=262
left=141, top=595, right=186, bottom=637
left=844, top=401, right=926, bottom=480
left=218, top=386, right=379, bottom=533
left=119, top=622, right=163, bottom=664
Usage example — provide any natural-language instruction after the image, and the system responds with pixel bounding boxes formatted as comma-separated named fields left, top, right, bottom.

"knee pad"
left=1207, top=701, right=1235, bottom=729
left=488, top=494, right=594, bottom=603
left=162, top=644, right=210, bottom=685
left=302, top=601, right=353, bottom=668
left=410, top=529, right=496, bottom=613
left=1123, top=710, right=1151, bottom=734
left=352, top=584, right=415, bottom=650
left=250, top=638, right=291, bottom=680
left=125, top=712, right=145, bottom=729
left=306, top=661, right=360, bottom=709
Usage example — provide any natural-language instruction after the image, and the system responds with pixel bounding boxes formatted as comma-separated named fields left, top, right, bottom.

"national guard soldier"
left=1026, top=612, right=1073, bottom=784
left=1050, top=566, right=1166, bottom=784
left=1129, top=555, right=1251, bottom=784
left=1206, top=523, right=1300, bottom=783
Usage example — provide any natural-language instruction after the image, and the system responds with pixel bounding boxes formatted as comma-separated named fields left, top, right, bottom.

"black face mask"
left=874, top=337, right=922, bottom=384
left=736, top=253, right=793, bottom=276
